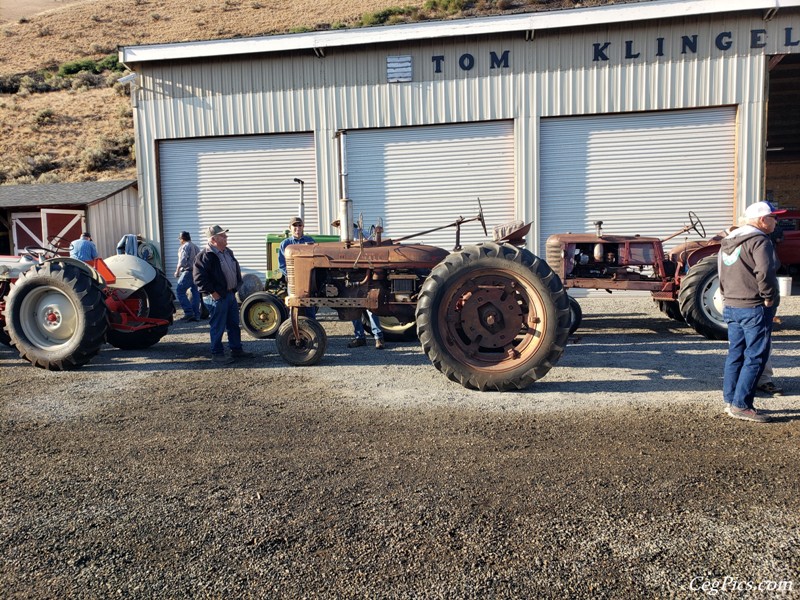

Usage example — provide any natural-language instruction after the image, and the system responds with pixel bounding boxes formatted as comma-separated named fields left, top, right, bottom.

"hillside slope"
left=0, top=0, right=631, bottom=184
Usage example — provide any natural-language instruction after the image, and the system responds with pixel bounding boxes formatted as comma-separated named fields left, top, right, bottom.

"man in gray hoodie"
left=718, top=201, right=786, bottom=423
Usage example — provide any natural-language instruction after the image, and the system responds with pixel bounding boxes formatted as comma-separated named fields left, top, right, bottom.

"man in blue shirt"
left=278, top=216, right=314, bottom=276
left=70, top=232, right=98, bottom=262
left=279, top=217, right=317, bottom=320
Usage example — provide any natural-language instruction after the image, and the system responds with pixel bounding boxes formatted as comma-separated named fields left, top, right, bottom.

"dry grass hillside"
left=0, top=0, right=632, bottom=185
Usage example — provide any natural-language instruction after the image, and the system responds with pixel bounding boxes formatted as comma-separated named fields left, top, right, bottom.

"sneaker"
left=212, top=354, right=234, bottom=365
left=181, top=315, right=199, bottom=322
left=724, top=402, right=731, bottom=415
left=347, top=338, right=366, bottom=348
left=375, top=337, right=385, bottom=350
left=728, top=406, right=771, bottom=423
left=231, top=349, right=253, bottom=359
left=757, top=382, right=784, bottom=396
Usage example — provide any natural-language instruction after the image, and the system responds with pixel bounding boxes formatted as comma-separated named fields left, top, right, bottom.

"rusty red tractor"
left=545, top=212, right=729, bottom=340
left=276, top=205, right=571, bottom=391
left=0, top=243, right=175, bottom=370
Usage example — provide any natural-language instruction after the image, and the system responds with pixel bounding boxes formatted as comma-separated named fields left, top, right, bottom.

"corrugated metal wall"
left=539, top=107, right=736, bottom=254
left=129, top=10, right=800, bottom=252
left=86, top=188, right=142, bottom=258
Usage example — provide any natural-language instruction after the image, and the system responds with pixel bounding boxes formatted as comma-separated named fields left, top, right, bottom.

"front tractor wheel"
left=678, top=254, right=727, bottom=340
left=6, top=261, right=109, bottom=370
left=416, top=242, right=570, bottom=391
left=275, top=316, right=328, bottom=366
left=240, top=292, right=287, bottom=339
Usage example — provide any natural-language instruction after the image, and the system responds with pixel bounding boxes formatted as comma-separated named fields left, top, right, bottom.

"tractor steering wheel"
left=477, top=198, right=488, bottom=237
left=688, top=211, right=706, bottom=238
left=23, top=245, right=59, bottom=260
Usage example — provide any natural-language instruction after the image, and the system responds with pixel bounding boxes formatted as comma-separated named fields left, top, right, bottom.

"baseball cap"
left=205, top=224, right=229, bottom=238
left=744, top=201, right=787, bottom=219
left=290, top=217, right=304, bottom=227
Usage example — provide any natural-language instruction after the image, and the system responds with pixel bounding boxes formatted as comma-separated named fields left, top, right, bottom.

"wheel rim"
left=18, top=285, right=79, bottom=350
left=436, top=267, right=548, bottom=372
left=700, top=276, right=724, bottom=324
left=245, top=300, right=281, bottom=334
left=284, top=324, right=321, bottom=361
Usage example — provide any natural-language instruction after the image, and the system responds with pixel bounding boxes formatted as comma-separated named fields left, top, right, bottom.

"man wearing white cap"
left=718, top=201, right=786, bottom=423
left=193, top=225, right=252, bottom=365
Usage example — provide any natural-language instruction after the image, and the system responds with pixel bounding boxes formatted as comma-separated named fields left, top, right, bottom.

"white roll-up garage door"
left=159, top=133, right=316, bottom=279
left=539, top=107, right=736, bottom=255
left=346, top=121, right=515, bottom=249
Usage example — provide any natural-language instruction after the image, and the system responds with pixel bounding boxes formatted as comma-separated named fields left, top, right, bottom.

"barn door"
left=42, top=209, right=85, bottom=256
left=11, top=212, right=44, bottom=255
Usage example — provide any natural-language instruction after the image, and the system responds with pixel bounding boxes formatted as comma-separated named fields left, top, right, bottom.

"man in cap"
left=174, top=231, right=201, bottom=322
left=278, top=216, right=314, bottom=277
left=70, top=232, right=98, bottom=262
left=719, top=200, right=786, bottom=423
left=193, top=225, right=252, bottom=364
left=278, top=216, right=317, bottom=319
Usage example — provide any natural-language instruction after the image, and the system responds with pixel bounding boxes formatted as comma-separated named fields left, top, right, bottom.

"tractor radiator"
left=545, top=238, right=564, bottom=275
left=286, top=258, right=295, bottom=297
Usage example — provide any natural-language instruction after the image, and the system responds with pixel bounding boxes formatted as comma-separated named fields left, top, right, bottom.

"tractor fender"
left=101, top=254, right=158, bottom=299
left=41, top=256, right=105, bottom=285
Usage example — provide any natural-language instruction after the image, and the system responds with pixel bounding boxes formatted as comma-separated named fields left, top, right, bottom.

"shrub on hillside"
left=71, top=72, right=105, bottom=90
left=34, top=108, right=55, bottom=126
left=0, top=75, right=20, bottom=94
left=58, top=58, right=100, bottom=77
left=360, top=6, right=419, bottom=26
left=80, top=135, right=135, bottom=172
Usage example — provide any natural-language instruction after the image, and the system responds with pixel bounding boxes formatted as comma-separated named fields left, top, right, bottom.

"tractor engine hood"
left=284, top=241, right=450, bottom=269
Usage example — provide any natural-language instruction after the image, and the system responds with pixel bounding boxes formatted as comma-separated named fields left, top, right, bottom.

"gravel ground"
left=1, top=296, right=799, bottom=598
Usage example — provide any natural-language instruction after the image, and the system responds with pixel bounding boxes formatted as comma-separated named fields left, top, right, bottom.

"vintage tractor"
left=545, top=212, right=729, bottom=340
left=0, top=243, right=175, bottom=370
left=239, top=232, right=338, bottom=340
left=275, top=203, right=571, bottom=392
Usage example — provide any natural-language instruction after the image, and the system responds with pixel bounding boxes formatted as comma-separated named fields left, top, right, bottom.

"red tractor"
left=0, top=243, right=175, bottom=370
left=545, top=212, right=732, bottom=340
left=276, top=206, right=571, bottom=391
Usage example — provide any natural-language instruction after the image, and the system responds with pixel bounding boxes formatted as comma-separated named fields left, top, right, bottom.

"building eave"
left=120, top=0, right=800, bottom=66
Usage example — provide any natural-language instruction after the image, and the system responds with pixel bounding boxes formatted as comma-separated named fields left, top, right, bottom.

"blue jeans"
left=176, top=271, right=201, bottom=318
left=205, top=291, right=243, bottom=356
left=723, top=305, right=774, bottom=410
left=352, top=310, right=383, bottom=340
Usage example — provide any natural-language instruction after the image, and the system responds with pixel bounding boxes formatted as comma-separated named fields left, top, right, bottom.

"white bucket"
left=778, top=276, right=793, bottom=297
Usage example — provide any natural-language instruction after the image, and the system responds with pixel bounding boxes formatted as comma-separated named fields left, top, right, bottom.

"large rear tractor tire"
left=275, top=316, right=327, bottom=366
left=240, top=292, right=287, bottom=339
left=657, top=300, right=686, bottom=323
left=6, top=261, right=108, bottom=370
left=568, top=296, right=583, bottom=335
left=678, top=254, right=727, bottom=340
left=416, top=242, right=570, bottom=391
left=106, top=272, right=175, bottom=350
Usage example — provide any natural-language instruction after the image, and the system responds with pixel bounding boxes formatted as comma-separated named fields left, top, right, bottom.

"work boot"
left=375, top=337, right=385, bottom=350
left=181, top=314, right=199, bottom=322
left=231, top=349, right=253, bottom=359
left=347, top=338, right=366, bottom=348
left=757, top=381, right=784, bottom=396
left=212, top=354, right=234, bottom=365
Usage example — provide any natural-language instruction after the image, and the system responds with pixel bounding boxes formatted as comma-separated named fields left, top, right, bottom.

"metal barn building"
left=119, top=0, right=800, bottom=280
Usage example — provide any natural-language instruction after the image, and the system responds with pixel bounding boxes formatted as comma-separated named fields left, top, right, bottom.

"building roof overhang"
left=0, top=180, right=137, bottom=209
left=120, top=0, right=800, bottom=66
